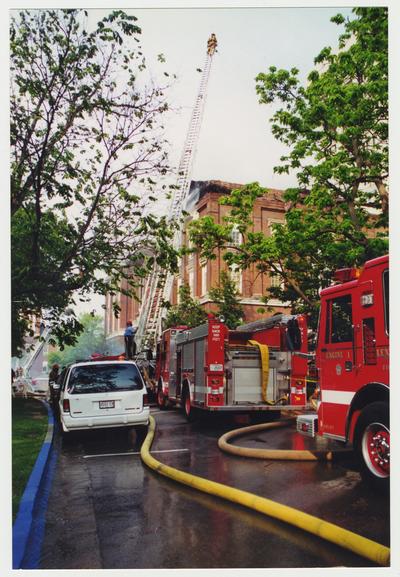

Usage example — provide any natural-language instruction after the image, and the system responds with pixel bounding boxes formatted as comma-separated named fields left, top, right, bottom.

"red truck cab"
left=315, top=255, right=389, bottom=489
left=155, top=326, right=187, bottom=408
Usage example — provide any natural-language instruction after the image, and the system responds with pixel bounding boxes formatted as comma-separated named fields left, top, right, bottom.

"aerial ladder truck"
left=135, top=34, right=218, bottom=354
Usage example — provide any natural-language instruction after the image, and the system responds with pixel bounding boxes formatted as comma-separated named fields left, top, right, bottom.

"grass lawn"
left=12, top=397, right=48, bottom=522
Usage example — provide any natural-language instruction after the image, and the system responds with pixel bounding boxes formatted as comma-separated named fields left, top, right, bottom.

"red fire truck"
left=152, top=255, right=389, bottom=486
left=297, top=255, right=389, bottom=489
left=154, top=313, right=310, bottom=420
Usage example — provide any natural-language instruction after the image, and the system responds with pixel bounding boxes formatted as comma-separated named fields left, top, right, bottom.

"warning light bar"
left=334, top=267, right=361, bottom=283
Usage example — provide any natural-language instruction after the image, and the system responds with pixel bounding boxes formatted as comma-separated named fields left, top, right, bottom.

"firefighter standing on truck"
left=49, top=363, right=60, bottom=407
left=124, top=321, right=137, bottom=359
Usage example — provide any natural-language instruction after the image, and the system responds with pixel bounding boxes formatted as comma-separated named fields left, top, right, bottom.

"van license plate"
left=99, top=400, right=115, bottom=409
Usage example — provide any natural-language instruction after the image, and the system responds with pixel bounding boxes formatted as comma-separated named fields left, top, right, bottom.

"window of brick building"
left=230, top=265, right=243, bottom=294
left=231, top=225, right=242, bottom=246
left=201, top=263, right=207, bottom=296
left=188, top=269, right=195, bottom=295
left=228, top=225, right=243, bottom=294
left=268, top=218, right=283, bottom=236
left=270, top=264, right=284, bottom=290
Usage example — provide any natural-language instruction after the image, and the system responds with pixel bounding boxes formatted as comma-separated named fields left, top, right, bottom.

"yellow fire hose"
left=218, top=418, right=339, bottom=461
left=248, top=340, right=270, bottom=403
left=141, top=415, right=390, bottom=567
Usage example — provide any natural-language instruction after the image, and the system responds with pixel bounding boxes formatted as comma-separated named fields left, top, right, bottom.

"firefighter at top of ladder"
left=207, top=34, right=217, bottom=55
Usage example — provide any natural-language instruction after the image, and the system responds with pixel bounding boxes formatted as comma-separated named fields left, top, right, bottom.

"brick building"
left=104, top=278, right=143, bottom=338
left=180, top=180, right=290, bottom=322
left=104, top=179, right=290, bottom=348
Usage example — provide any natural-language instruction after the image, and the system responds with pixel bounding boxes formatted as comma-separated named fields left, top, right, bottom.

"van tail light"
left=143, top=393, right=149, bottom=406
left=63, top=399, right=70, bottom=412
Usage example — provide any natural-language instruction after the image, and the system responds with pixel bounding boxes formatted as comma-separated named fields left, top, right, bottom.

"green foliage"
left=164, top=284, right=208, bottom=329
left=10, top=9, right=178, bottom=355
left=47, top=313, right=106, bottom=366
left=208, top=271, right=244, bottom=329
left=255, top=8, right=388, bottom=226
left=47, top=350, right=64, bottom=368
left=189, top=9, right=388, bottom=325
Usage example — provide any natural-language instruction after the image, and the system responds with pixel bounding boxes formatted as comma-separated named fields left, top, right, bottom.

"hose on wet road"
left=217, top=417, right=340, bottom=460
left=140, top=415, right=390, bottom=567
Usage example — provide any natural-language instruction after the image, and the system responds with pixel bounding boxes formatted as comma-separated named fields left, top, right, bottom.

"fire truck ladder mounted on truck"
left=135, top=34, right=218, bottom=353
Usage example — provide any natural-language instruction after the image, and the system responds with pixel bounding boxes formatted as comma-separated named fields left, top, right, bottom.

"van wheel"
left=128, top=425, right=148, bottom=447
left=60, top=429, right=73, bottom=445
left=354, top=402, right=390, bottom=492
left=182, top=386, right=197, bottom=422
left=135, top=425, right=148, bottom=444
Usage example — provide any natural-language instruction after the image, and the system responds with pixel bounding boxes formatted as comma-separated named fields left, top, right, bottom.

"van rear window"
left=68, top=364, right=143, bottom=394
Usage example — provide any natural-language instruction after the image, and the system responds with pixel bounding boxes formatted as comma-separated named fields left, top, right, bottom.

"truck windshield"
left=326, top=294, right=353, bottom=343
left=383, top=269, right=389, bottom=333
left=68, top=364, right=143, bottom=394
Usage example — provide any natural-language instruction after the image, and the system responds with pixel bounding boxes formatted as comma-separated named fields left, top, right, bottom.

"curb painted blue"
left=21, top=437, right=59, bottom=569
left=12, top=400, right=55, bottom=569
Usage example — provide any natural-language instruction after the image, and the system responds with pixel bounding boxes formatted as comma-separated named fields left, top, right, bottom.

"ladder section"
left=135, top=264, right=164, bottom=351
left=135, top=34, right=218, bottom=352
left=22, top=327, right=50, bottom=376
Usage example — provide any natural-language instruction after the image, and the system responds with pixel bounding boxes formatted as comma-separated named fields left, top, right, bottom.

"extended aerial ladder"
left=12, top=325, right=50, bottom=386
left=23, top=327, right=50, bottom=375
left=135, top=34, right=218, bottom=352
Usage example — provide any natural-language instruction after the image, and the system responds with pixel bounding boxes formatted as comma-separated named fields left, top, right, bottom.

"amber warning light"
left=334, top=267, right=361, bottom=283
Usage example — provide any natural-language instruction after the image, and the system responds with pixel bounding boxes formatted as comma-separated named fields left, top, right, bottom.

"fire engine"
left=154, top=313, right=310, bottom=420
left=297, top=255, right=389, bottom=489
left=153, top=255, right=389, bottom=488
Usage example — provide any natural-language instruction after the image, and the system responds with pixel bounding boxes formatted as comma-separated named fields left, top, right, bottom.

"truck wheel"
left=157, top=387, right=168, bottom=410
left=354, top=402, right=390, bottom=492
left=182, top=386, right=196, bottom=422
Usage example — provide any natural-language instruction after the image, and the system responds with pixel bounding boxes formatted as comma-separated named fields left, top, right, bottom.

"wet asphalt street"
left=39, top=407, right=390, bottom=569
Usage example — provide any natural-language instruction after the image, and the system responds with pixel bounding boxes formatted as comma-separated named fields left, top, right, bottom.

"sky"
left=103, top=6, right=354, bottom=190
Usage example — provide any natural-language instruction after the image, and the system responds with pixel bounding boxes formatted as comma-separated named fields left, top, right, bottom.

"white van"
left=58, top=360, right=149, bottom=435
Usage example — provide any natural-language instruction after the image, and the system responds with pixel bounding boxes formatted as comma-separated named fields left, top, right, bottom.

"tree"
left=189, top=8, right=388, bottom=324
left=164, top=284, right=208, bottom=329
left=47, top=312, right=106, bottom=367
left=11, top=9, right=178, bottom=355
left=208, top=271, right=243, bottom=329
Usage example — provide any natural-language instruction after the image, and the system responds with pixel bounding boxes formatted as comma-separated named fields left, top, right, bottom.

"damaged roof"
left=186, top=179, right=286, bottom=212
